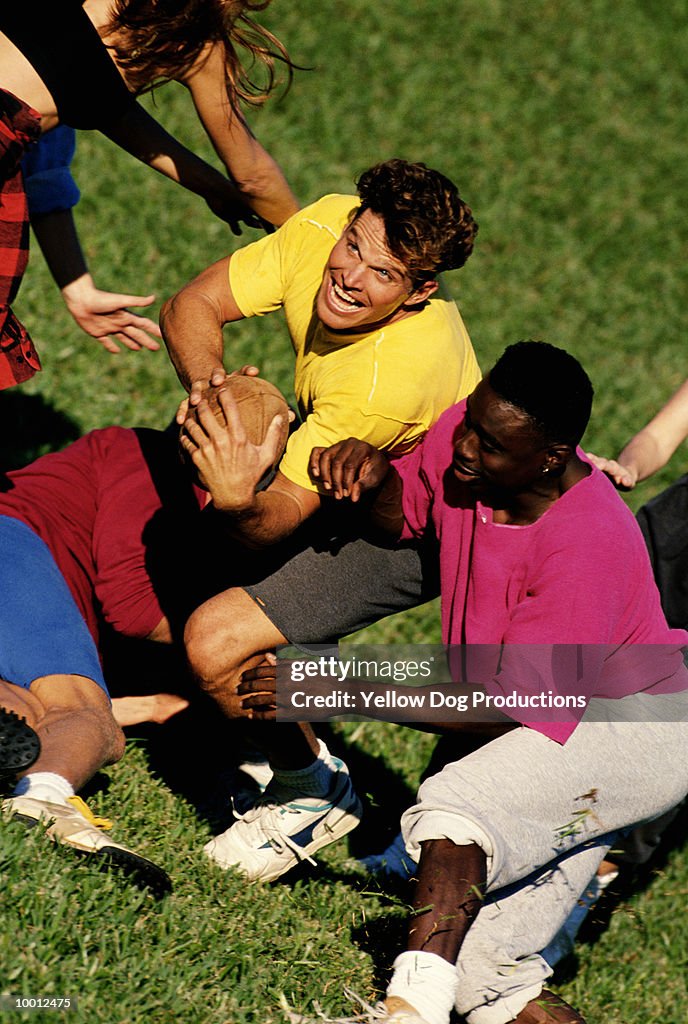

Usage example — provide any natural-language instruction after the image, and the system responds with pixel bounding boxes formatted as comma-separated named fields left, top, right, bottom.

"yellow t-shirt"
left=229, top=194, right=481, bottom=491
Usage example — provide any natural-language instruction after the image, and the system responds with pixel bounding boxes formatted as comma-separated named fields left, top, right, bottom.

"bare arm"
left=183, top=43, right=299, bottom=228
left=160, top=256, right=245, bottom=397
left=587, top=378, right=688, bottom=488
left=217, top=472, right=322, bottom=547
left=103, top=101, right=259, bottom=232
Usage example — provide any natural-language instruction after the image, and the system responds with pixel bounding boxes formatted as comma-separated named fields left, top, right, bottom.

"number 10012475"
left=0, top=996, right=76, bottom=1011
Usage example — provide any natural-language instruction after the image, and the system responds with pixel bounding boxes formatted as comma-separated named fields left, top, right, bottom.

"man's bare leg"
left=1, top=676, right=171, bottom=896
left=385, top=839, right=585, bottom=1023
left=27, top=675, right=124, bottom=786
left=408, top=839, right=486, bottom=958
left=1, top=674, right=123, bottom=788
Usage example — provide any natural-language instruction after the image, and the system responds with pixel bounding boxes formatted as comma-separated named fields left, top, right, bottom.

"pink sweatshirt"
left=396, top=401, right=688, bottom=741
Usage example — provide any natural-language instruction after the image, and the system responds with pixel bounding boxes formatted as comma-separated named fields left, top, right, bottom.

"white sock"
left=13, top=772, right=75, bottom=804
left=387, top=950, right=458, bottom=1024
left=271, top=740, right=339, bottom=798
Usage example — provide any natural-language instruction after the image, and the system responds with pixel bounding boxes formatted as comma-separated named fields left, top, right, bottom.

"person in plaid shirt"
left=0, top=0, right=298, bottom=389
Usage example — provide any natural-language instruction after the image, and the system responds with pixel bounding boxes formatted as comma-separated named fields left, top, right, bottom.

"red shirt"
left=0, top=427, right=209, bottom=643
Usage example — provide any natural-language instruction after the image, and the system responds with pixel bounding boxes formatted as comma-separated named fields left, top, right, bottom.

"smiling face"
left=316, top=208, right=437, bottom=333
left=451, top=378, right=557, bottom=493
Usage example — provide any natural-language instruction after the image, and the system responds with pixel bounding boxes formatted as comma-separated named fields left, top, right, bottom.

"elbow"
left=159, top=289, right=191, bottom=343
left=231, top=169, right=272, bottom=202
left=159, top=293, right=178, bottom=337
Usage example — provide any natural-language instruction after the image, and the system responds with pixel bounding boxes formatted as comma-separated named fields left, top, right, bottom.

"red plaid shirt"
left=0, top=89, right=42, bottom=389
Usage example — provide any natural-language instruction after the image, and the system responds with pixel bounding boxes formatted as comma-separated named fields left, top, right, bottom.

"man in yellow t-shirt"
left=160, top=159, right=480, bottom=882
left=163, top=159, right=479, bottom=530
left=226, top=191, right=480, bottom=492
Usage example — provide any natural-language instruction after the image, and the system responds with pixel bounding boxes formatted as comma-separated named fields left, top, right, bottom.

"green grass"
left=2, top=1, right=688, bottom=1021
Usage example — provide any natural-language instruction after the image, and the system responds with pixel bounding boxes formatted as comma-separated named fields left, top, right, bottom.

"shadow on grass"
left=317, top=723, right=420, bottom=859
left=0, top=391, right=80, bottom=470
left=100, top=632, right=251, bottom=832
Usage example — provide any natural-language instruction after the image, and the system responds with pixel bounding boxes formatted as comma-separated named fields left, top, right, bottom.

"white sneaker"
left=204, top=759, right=362, bottom=882
left=359, top=832, right=417, bottom=881
left=3, top=794, right=171, bottom=897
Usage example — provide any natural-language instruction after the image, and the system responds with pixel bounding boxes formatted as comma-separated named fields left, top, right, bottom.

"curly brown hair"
left=355, top=159, right=478, bottom=283
left=106, top=0, right=294, bottom=108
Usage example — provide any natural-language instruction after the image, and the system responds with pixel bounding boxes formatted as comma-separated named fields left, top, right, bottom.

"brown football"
left=189, top=374, right=290, bottom=468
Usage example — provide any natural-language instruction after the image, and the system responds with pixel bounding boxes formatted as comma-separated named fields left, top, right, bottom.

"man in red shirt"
left=0, top=422, right=218, bottom=895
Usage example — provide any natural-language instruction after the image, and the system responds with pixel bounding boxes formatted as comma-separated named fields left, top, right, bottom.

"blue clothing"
left=0, top=515, right=107, bottom=693
left=22, top=126, right=80, bottom=216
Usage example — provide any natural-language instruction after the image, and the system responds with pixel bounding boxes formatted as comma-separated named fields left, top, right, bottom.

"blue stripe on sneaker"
left=282, top=800, right=334, bottom=814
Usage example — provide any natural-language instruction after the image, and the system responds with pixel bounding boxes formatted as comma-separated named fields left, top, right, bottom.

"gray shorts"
left=243, top=515, right=440, bottom=644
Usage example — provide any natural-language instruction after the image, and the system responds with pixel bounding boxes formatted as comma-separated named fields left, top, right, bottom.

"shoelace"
left=67, top=795, right=113, bottom=830
left=265, top=828, right=318, bottom=868
left=234, top=787, right=335, bottom=822
left=233, top=793, right=319, bottom=867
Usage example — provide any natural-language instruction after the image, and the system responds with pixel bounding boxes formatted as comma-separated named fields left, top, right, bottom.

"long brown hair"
left=106, top=0, right=294, bottom=108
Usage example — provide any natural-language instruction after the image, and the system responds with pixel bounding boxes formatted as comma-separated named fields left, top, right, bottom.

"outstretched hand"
left=62, top=275, right=161, bottom=353
left=310, top=438, right=390, bottom=501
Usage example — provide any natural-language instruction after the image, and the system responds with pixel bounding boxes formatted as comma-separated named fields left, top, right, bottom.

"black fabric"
left=636, top=473, right=688, bottom=629
left=0, top=1, right=135, bottom=129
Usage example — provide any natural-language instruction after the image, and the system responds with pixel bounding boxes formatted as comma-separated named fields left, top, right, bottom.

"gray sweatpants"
left=401, top=692, right=688, bottom=1024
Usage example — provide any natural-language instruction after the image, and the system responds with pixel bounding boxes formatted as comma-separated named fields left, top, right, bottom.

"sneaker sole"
left=0, top=709, right=41, bottom=784
left=96, top=845, right=173, bottom=900
left=10, top=811, right=172, bottom=899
